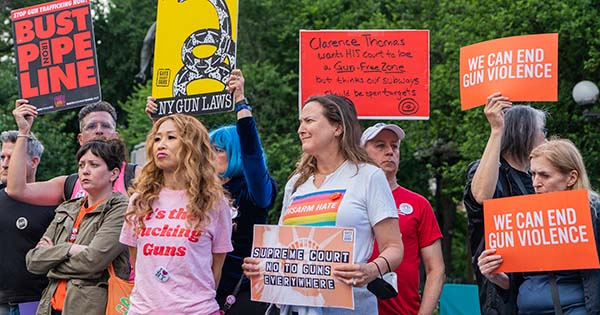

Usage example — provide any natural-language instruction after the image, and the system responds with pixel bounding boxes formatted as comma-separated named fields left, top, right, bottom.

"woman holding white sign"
left=242, top=94, right=404, bottom=315
left=478, top=138, right=600, bottom=315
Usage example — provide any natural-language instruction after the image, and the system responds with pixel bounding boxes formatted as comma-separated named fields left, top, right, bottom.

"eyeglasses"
left=82, top=121, right=115, bottom=133
left=541, top=128, right=548, bottom=137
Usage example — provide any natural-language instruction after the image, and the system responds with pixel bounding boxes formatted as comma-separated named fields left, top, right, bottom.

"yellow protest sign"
left=152, top=0, right=238, bottom=116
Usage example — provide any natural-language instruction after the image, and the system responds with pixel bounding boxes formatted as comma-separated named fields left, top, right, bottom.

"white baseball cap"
left=360, top=123, right=405, bottom=147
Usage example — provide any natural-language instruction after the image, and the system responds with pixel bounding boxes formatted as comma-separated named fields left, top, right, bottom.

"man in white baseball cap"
left=361, top=123, right=445, bottom=315
left=360, top=123, right=405, bottom=146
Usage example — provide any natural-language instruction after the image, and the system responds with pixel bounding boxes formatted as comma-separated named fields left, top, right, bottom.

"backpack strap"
left=63, top=173, right=79, bottom=201
left=548, top=272, right=564, bottom=315
left=124, top=163, right=137, bottom=190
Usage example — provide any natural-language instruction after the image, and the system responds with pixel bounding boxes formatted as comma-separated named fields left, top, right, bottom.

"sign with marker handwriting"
left=250, top=225, right=355, bottom=309
left=11, top=0, right=101, bottom=113
left=300, top=30, right=429, bottom=120
left=460, top=33, right=558, bottom=110
left=483, top=189, right=600, bottom=273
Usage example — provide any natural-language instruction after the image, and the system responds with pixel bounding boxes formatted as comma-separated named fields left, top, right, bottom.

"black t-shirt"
left=0, top=188, right=56, bottom=303
left=464, top=158, right=534, bottom=257
left=463, top=158, right=535, bottom=314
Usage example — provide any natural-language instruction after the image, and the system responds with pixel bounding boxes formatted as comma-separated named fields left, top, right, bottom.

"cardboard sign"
left=460, top=33, right=558, bottom=110
left=300, top=30, right=429, bottom=120
left=11, top=0, right=101, bottom=113
left=251, top=225, right=355, bottom=309
left=151, top=0, right=238, bottom=117
left=484, top=189, right=600, bottom=273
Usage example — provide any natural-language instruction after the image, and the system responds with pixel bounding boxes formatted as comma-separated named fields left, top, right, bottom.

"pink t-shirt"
left=120, top=189, right=233, bottom=315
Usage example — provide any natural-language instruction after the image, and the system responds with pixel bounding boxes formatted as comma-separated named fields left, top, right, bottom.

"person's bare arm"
left=417, top=240, right=445, bottom=315
left=7, top=100, right=66, bottom=205
left=470, top=92, right=512, bottom=204
left=145, top=96, right=159, bottom=123
left=128, top=247, right=137, bottom=268
left=212, top=252, right=227, bottom=288
left=478, top=248, right=509, bottom=289
left=373, top=218, right=404, bottom=273
left=333, top=218, right=404, bottom=287
left=229, top=69, right=252, bottom=120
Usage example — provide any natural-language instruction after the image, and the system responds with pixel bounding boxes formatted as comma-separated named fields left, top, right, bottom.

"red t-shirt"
left=370, top=186, right=442, bottom=315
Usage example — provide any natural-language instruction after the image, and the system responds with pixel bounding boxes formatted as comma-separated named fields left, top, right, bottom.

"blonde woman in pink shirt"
left=120, top=114, right=233, bottom=315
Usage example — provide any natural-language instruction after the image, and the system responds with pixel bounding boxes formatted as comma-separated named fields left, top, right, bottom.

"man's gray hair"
left=78, top=101, right=117, bottom=130
left=0, top=131, right=44, bottom=158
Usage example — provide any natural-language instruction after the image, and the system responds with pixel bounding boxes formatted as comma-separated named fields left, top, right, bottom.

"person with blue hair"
left=209, top=125, right=243, bottom=180
left=210, top=70, right=277, bottom=314
left=145, top=69, right=277, bottom=314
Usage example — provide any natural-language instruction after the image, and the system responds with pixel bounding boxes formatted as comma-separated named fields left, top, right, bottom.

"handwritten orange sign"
left=250, top=225, right=355, bottom=309
left=460, top=33, right=558, bottom=110
left=484, top=189, right=600, bottom=273
left=300, top=30, right=429, bottom=119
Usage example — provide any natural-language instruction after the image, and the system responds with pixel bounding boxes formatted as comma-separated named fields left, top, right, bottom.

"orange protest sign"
left=460, top=33, right=558, bottom=110
left=300, top=30, right=429, bottom=119
left=251, top=225, right=355, bottom=309
left=483, top=189, right=600, bottom=273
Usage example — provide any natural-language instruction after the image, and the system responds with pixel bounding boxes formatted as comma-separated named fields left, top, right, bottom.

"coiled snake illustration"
left=172, top=0, right=236, bottom=97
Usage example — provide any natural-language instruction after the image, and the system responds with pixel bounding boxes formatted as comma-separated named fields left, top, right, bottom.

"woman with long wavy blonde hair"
left=120, top=114, right=233, bottom=315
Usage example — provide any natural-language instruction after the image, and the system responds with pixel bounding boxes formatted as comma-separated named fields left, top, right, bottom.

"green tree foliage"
left=92, top=1, right=157, bottom=111
left=118, top=82, right=153, bottom=148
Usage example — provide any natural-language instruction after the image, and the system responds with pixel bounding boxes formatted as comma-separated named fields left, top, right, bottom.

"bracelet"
left=17, top=134, right=31, bottom=139
left=235, top=98, right=252, bottom=112
left=371, top=260, right=383, bottom=277
left=378, top=256, right=392, bottom=273
left=235, top=104, right=253, bottom=112
left=235, top=98, right=249, bottom=106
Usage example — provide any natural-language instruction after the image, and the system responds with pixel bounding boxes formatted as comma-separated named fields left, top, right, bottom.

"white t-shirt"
left=120, top=189, right=233, bottom=315
left=279, top=161, right=397, bottom=315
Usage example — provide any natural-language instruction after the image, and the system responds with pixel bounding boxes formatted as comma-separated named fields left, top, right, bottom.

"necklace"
left=314, top=159, right=346, bottom=177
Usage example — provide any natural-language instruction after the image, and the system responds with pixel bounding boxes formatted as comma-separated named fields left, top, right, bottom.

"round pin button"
left=154, top=266, right=170, bottom=282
